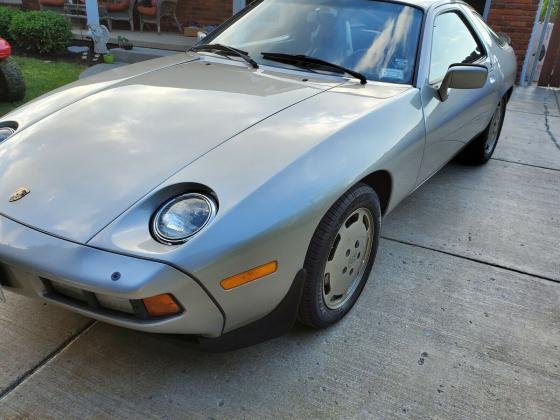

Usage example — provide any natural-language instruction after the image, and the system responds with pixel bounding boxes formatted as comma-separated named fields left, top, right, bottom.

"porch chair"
left=105, top=0, right=136, bottom=31
left=50, top=0, right=114, bottom=29
left=137, top=0, right=181, bottom=33
left=38, top=0, right=66, bottom=12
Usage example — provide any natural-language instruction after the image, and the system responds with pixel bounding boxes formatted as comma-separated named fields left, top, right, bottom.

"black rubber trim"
left=83, top=290, right=101, bottom=309
left=0, top=211, right=227, bottom=334
left=197, top=269, right=306, bottom=353
left=0, top=264, right=12, bottom=287
left=130, top=299, right=150, bottom=320
left=41, top=278, right=184, bottom=323
left=42, top=278, right=99, bottom=308
left=42, top=278, right=104, bottom=313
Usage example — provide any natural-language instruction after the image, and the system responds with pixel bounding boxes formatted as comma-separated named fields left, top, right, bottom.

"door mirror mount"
left=437, top=64, right=488, bottom=101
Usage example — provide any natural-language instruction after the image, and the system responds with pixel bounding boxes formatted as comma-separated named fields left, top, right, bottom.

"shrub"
left=541, top=0, right=559, bottom=20
left=0, top=6, right=23, bottom=41
left=10, top=11, right=72, bottom=55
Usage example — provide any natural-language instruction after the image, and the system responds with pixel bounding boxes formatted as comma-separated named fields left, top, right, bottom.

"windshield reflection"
left=204, top=0, right=423, bottom=84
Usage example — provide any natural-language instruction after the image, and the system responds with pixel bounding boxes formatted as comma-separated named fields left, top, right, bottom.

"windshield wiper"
left=191, top=44, right=259, bottom=69
left=261, top=52, right=367, bottom=85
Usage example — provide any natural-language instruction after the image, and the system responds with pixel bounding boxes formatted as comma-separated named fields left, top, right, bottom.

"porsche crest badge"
left=9, top=187, right=30, bottom=202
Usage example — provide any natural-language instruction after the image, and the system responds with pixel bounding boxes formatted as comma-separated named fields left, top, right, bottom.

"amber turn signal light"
left=143, top=294, right=182, bottom=317
left=220, top=261, right=278, bottom=290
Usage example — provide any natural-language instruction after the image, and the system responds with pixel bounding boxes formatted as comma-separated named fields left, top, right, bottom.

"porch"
left=71, top=26, right=196, bottom=51
left=28, top=0, right=241, bottom=37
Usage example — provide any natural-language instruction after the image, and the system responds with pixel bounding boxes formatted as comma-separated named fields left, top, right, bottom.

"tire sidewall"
left=302, top=185, right=381, bottom=327
left=483, top=98, right=506, bottom=160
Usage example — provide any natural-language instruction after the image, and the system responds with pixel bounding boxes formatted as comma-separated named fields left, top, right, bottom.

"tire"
left=298, top=183, right=381, bottom=329
left=0, top=57, right=26, bottom=102
left=457, top=97, right=506, bottom=165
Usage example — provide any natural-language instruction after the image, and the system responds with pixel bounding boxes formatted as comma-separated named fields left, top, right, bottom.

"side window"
left=429, top=11, right=485, bottom=83
left=469, top=11, right=493, bottom=45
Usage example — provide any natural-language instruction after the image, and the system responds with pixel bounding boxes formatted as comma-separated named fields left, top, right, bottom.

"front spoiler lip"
left=0, top=206, right=228, bottom=325
left=0, top=214, right=225, bottom=337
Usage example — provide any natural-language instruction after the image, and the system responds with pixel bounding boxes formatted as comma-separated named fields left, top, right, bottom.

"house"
left=182, top=0, right=540, bottom=80
left=13, top=0, right=543, bottom=82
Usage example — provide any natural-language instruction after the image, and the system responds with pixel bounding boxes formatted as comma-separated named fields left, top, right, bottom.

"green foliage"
left=9, top=11, right=72, bottom=54
left=0, top=56, right=84, bottom=115
left=0, top=6, right=23, bottom=41
left=541, top=0, right=559, bottom=20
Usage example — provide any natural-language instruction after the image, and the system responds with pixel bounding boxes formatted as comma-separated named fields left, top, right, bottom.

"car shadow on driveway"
left=1, top=87, right=559, bottom=419
left=1, top=233, right=559, bottom=419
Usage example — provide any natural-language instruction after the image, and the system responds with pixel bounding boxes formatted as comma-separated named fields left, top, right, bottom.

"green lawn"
left=0, top=56, right=85, bottom=116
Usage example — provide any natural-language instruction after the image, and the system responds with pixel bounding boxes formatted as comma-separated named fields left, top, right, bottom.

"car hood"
left=0, top=57, right=340, bottom=243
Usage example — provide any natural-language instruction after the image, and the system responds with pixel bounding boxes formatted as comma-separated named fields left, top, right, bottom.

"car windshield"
left=203, top=0, right=423, bottom=84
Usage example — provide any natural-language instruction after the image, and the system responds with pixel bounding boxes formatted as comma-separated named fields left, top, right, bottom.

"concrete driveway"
left=1, top=87, right=559, bottom=419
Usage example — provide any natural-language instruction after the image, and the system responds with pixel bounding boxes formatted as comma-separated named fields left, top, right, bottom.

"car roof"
left=396, top=0, right=469, bottom=11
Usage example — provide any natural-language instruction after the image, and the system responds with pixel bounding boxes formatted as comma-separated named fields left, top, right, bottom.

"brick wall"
left=183, top=0, right=538, bottom=77
left=22, top=0, right=40, bottom=10
left=176, top=0, right=232, bottom=27
left=22, top=0, right=232, bottom=31
left=487, top=0, right=540, bottom=76
left=20, top=0, right=540, bottom=77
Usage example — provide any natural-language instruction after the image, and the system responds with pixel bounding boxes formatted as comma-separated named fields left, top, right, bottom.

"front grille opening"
left=42, top=278, right=149, bottom=321
left=96, top=292, right=135, bottom=315
left=50, top=281, right=91, bottom=305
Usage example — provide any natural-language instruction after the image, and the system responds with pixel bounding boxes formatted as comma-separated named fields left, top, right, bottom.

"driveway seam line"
left=507, top=109, right=548, bottom=117
left=543, top=103, right=560, bottom=151
left=507, top=108, right=560, bottom=117
left=381, top=236, right=560, bottom=285
left=490, top=157, right=560, bottom=172
left=0, top=320, right=96, bottom=402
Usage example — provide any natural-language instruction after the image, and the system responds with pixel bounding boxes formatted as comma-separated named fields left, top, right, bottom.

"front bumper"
left=0, top=215, right=224, bottom=337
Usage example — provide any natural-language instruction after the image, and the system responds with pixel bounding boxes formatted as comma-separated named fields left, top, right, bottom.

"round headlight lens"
left=152, top=193, right=217, bottom=245
left=0, top=127, right=15, bottom=142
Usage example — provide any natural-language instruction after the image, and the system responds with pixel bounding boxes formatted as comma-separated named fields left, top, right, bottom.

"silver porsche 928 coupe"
left=0, top=0, right=515, bottom=350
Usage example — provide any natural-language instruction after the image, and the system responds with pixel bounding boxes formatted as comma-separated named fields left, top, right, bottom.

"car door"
left=417, top=5, right=499, bottom=183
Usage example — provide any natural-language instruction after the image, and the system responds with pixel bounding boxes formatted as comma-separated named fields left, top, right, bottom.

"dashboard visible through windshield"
left=203, top=0, right=424, bottom=84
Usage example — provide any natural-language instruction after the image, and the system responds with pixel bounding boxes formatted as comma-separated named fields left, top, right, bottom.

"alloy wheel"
left=322, top=208, right=374, bottom=310
left=485, top=100, right=504, bottom=155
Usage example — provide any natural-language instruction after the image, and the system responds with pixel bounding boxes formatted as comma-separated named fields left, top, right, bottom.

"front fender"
left=89, top=83, right=425, bottom=332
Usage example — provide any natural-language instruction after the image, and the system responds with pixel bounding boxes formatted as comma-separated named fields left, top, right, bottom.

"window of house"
left=429, top=11, right=485, bottom=83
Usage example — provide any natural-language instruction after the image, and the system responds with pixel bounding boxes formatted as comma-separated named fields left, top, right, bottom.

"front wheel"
left=457, top=97, right=506, bottom=165
left=298, top=184, right=381, bottom=329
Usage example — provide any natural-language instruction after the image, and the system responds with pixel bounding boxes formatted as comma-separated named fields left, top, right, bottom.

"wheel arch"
left=359, top=170, right=392, bottom=216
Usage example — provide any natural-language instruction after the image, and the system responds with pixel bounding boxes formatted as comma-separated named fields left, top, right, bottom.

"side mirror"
left=197, top=31, right=207, bottom=42
left=498, top=32, right=512, bottom=46
left=437, top=64, right=488, bottom=101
